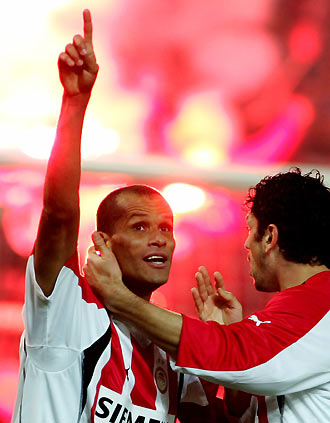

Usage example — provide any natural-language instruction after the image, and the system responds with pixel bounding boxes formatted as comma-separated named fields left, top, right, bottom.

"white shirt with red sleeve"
left=172, top=271, right=330, bottom=423
left=12, top=253, right=214, bottom=423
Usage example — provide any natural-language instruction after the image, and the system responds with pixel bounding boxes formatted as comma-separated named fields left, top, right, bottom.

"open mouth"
left=143, top=255, right=167, bottom=265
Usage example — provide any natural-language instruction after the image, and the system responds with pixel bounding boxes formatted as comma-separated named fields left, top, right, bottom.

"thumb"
left=217, top=287, right=242, bottom=309
left=91, top=231, right=109, bottom=256
left=217, top=287, right=236, bottom=306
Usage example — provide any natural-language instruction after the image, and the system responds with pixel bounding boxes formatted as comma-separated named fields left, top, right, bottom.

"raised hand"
left=58, top=9, right=99, bottom=96
left=192, top=266, right=243, bottom=325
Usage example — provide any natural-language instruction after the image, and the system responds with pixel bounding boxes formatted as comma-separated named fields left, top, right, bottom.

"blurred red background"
left=1, top=0, right=330, bottom=420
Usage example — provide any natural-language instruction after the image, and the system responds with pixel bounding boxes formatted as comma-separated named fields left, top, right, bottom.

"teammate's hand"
left=58, top=9, right=99, bottom=96
left=192, top=266, right=243, bottom=325
left=83, top=231, right=126, bottom=310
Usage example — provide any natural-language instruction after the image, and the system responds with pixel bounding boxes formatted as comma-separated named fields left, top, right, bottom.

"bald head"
left=96, top=185, right=173, bottom=236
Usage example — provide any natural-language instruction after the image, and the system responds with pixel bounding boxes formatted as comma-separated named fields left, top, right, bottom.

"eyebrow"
left=127, top=213, right=173, bottom=221
left=128, top=212, right=148, bottom=218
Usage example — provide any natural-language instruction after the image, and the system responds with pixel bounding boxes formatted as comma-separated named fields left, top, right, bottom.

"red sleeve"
left=174, top=273, right=330, bottom=395
left=177, top=275, right=330, bottom=372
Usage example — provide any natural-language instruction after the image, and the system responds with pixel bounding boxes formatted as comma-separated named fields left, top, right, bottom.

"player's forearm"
left=108, top=287, right=182, bottom=359
left=43, top=92, right=90, bottom=218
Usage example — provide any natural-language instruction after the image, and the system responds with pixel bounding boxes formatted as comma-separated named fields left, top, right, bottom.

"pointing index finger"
left=83, top=9, right=93, bottom=43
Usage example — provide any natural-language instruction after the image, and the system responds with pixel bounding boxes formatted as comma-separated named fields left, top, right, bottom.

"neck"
left=279, top=262, right=329, bottom=291
left=122, top=278, right=152, bottom=302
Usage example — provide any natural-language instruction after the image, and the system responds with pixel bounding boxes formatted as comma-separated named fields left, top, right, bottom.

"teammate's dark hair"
left=96, top=184, right=171, bottom=235
left=245, top=168, right=330, bottom=267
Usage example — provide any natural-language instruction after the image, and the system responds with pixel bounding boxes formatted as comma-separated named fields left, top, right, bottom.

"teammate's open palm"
left=192, top=266, right=225, bottom=324
left=192, top=266, right=243, bottom=325
left=58, top=9, right=99, bottom=96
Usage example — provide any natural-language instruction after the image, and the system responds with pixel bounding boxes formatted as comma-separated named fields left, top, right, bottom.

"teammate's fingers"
left=214, top=271, right=226, bottom=290
left=191, top=287, right=204, bottom=316
left=216, top=287, right=241, bottom=310
left=83, top=9, right=93, bottom=43
left=198, top=266, right=214, bottom=296
left=195, top=271, right=209, bottom=302
left=86, top=245, right=96, bottom=256
left=217, top=287, right=232, bottom=300
left=91, top=231, right=108, bottom=256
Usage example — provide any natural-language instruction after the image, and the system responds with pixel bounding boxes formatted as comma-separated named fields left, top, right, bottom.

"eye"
left=160, top=224, right=173, bottom=232
left=133, top=223, right=146, bottom=231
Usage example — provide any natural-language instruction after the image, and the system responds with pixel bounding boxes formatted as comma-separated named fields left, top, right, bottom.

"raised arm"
left=34, top=10, right=98, bottom=296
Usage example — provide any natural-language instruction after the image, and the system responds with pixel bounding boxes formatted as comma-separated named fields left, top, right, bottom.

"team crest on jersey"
left=155, top=366, right=168, bottom=394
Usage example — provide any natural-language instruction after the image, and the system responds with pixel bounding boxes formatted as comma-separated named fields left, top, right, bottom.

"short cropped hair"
left=245, top=167, right=330, bottom=267
left=96, top=184, right=171, bottom=235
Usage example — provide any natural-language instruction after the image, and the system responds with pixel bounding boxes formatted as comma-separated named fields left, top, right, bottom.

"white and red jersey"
left=173, top=271, right=330, bottom=423
left=13, top=253, right=212, bottom=423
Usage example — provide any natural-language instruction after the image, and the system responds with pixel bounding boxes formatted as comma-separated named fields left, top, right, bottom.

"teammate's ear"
left=264, top=224, right=278, bottom=252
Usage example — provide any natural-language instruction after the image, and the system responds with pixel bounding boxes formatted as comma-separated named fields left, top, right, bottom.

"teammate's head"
left=245, top=168, right=330, bottom=267
left=96, top=185, right=175, bottom=298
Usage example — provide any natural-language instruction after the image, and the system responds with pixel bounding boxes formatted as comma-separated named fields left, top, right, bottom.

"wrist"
left=62, top=91, right=91, bottom=108
left=58, top=91, right=91, bottom=124
left=106, top=284, right=142, bottom=317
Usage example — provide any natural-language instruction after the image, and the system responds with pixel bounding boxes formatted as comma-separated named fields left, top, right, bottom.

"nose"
left=148, top=229, right=167, bottom=247
left=244, top=236, right=250, bottom=250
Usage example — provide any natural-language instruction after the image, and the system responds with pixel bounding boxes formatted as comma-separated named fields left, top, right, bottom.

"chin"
left=254, top=281, right=275, bottom=293
left=123, top=275, right=168, bottom=295
left=253, top=276, right=264, bottom=292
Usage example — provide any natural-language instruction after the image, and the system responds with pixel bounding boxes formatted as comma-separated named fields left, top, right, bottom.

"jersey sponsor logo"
left=155, top=367, right=167, bottom=394
left=95, top=385, right=175, bottom=423
left=248, top=314, right=272, bottom=327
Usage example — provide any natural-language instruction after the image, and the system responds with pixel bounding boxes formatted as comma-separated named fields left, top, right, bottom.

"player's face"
left=110, top=192, right=175, bottom=298
left=244, top=213, right=276, bottom=292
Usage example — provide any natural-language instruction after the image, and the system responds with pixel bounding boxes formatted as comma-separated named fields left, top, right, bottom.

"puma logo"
left=248, top=314, right=272, bottom=326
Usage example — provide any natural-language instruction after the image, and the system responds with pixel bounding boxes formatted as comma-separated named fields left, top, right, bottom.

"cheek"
left=169, top=237, right=176, bottom=254
left=111, top=234, right=140, bottom=260
left=111, top=235, right=128, bottom=258
left=251, top=245, right=263, bottom=265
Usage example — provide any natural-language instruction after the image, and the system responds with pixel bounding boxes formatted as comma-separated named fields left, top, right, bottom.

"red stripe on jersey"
left=78, top=276, right=104, bottom=308
left=177, top=271, right=330, bottom=372
left=130, top=337, right=157, bottom=409
left=64, top=251, right=80, bottom=277
left=257, top=396, right=269, bottom=423
left=64, top=250, right=104, bottom=308
left=91, top=320, right=127, bottom=417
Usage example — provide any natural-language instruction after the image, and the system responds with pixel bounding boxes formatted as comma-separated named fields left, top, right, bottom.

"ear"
left=264, top=224, right=278, bottom=253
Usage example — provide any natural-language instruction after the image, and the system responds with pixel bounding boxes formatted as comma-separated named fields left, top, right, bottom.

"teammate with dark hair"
left=12, top=10, right=220, bottom=423
left=246, top=167, right=330, bottom=268
left=84, top=168, right=330, bottom=422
